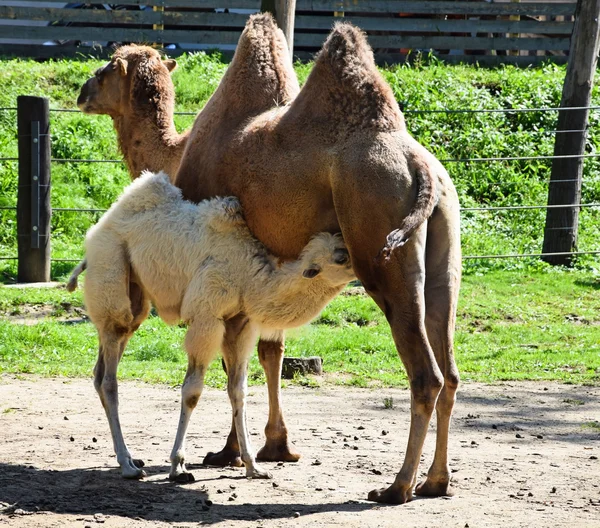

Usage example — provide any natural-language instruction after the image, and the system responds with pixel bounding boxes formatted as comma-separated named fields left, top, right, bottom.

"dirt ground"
left=0, top=375, right=598, bottom=528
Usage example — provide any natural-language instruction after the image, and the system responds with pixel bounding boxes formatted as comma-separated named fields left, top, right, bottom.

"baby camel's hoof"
left=246, top=465, right=273, bottom=480
left=122, top=466, right=146, bottom=479
left=169, top=472, right=196, bottom=484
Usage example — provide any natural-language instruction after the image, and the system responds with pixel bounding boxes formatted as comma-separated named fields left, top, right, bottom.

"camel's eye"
left=333, top=248, right=349, bottom=265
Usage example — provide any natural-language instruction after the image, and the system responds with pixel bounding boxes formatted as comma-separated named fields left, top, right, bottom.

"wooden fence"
left=0, top=0, right=576, bottom=65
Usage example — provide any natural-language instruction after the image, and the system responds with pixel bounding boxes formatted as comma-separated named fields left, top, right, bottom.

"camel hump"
left=229, top=13, right=299, bottom=106
left=311, top=22, right=404, bottom=131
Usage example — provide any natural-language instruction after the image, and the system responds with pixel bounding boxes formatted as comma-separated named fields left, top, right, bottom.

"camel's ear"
left=303, top=265, right=322, bottom=279
left=163, top=59, right=177, bottom=73
left=115, top=58, right=128, bottom=76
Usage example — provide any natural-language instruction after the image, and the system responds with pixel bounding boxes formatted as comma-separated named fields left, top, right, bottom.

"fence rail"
left=0, top=0, right=577, bottom=65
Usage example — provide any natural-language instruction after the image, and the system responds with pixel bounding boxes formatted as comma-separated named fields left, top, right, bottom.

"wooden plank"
left=294, top=33, right=571, bottom=51
left=349, top=35, right=570, bottom=51
left=0, top=43, right=235, bottom=59
left=0, top=6, right=160, bottom=24
left=0, top=6, right=255, bottom=27
left=0, top=25, right=242, bottom=45
left=294, top=14, right=573, bottom=34
left=295, top=1, right=576, bottom=17
left=0, top=0, right=261, bottom=8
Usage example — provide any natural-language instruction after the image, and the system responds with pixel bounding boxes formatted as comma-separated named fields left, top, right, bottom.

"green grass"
left=1, top=270, right=599, bottom=387
left=1, top=53, right=600, bottom=280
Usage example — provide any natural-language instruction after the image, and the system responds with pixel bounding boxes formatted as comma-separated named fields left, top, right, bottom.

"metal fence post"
left=17, top=95, right=51, bottom=282
left=542, top=0, right=600, bottom=266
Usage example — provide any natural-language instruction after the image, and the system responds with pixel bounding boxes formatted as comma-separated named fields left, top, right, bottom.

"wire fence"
left=1, top=104, right=599, bottom=264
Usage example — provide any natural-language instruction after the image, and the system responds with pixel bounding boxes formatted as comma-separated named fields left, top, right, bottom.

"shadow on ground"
left=0, top=463, right=378, bottom=524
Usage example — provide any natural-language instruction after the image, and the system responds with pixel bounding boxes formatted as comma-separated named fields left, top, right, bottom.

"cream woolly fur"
left=79, top=170, right=353, bottom=480
left=82, top=171, right=354, bottom=333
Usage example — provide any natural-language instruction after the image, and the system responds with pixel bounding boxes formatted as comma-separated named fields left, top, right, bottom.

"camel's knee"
left=444, top=367, right=460, bottom=393
left=181, top=374, right=204, bottom=410
left=410, top=369, right=444, bottom=414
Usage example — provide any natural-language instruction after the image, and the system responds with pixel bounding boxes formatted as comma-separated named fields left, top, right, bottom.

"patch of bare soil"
left=3, top=303, right=88, bottom=325
left=0, top=376, right=598, bottom=527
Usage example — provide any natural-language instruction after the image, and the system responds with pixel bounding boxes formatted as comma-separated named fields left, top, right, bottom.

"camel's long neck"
left=113, top=109, right=189, bottom=181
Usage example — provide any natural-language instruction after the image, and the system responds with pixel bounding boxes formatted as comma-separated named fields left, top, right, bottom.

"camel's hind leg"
left=93, top=281, right=150, bottom=479
left=416, top=197, right=461, bottom=497
left=95, top=330, right=145, bottom=478
left=222, top=322, right=272, bottom=479
left=332, top=171, right=444, bottom=503
left=169, top=316, right=224, bottom=482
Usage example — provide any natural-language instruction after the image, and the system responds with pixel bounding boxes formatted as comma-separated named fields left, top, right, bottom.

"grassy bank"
left=0, top=53, right=599, bottom=280
left=1, top=270, right=599, bottom=387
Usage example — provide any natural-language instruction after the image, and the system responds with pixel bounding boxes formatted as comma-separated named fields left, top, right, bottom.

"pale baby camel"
left=73, top=171, right=354, bottom=480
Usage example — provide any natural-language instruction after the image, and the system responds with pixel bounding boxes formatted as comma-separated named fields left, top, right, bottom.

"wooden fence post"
left=17, top=96, right=51, bottom=282
left=541, top=0, right=600, bottom=266
left=262, top=0, right=296, bottom=60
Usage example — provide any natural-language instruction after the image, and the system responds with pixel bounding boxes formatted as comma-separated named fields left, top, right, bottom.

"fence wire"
left=2, top=104, right=600, bottom=265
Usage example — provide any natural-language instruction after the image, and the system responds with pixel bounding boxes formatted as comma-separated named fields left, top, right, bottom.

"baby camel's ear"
left=163, top=59, right=177, bottom=73
left=115, top=58, right=128, bottom=76
left=303, top=265, right=321, bottom=279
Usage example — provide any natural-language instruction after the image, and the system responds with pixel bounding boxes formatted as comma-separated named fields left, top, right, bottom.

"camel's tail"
left=377, top=167, right=437, bottom=263
left=66, top=258, right=86, bottom=292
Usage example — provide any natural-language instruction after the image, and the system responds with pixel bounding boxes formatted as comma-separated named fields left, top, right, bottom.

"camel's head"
left=77, top=45, right=177, bottom=118
left=300, top=233, right=355, bottom=287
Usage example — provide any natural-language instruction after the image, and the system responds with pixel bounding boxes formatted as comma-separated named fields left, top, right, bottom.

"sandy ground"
left=0, top=375, right=598, bottom=527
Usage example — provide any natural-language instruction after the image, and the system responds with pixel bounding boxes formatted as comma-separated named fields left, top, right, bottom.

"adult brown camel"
left=75, top=28, right=303, bottom=466
left=173, top=16, right=461, bottom=504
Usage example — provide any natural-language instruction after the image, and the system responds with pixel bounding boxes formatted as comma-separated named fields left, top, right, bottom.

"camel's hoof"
left=246, top=465, right=273, bottom=480
left=202, top=449, right=243, bottom=468
left=169, top=471, right=196, bottom=484
left=133, top=459, right=145, bottom=468
left=256, top=440, right=301, bottom=463
left=415, top=478, right=453, bottom=497
left=367, top=484, right=412, bottom=505
left=122, top=465, right=146, bottom=479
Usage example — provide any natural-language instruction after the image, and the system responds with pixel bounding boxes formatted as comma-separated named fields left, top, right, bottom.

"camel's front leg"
left=203, top=333, right=298, bottom=466
left=256, top=332, right=300, bottom=462
left=223, top=323, right=272, bottom=479
left=95, top=334, right=145, bottom=479
left=170, top=318, right=223, bottom=482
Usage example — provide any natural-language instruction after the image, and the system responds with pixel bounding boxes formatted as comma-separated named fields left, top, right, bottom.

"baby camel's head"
left=299, top=233, right=355, bottom=287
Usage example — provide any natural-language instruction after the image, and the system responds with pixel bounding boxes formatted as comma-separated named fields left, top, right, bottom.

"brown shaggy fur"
left=175, top=19, right=462, bottom=505
left=77, top=45, right=189, bottom=180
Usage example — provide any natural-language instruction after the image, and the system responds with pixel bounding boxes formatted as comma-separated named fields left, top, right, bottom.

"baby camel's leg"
left=222, top=322, right=272, bottom=479
left=169, top=316, right=223, bottom=482
left=94, top=329, right=144, bottom=478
